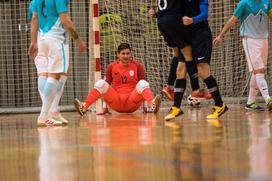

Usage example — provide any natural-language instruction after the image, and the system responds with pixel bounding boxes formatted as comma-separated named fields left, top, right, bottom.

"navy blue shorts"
left=158, top=15, right=191, bottom=49
left=191, top=25, right=212, bottom=64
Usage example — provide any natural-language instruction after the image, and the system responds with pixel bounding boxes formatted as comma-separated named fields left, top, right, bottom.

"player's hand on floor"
left=96, top=108, right=112, bottom=115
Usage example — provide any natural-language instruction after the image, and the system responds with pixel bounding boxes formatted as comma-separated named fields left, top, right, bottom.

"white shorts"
left=242, top=37, right=268, bottom=72
left=34, top=55, right=48, bottom=75
left=37, top=38, right=69, bottom=74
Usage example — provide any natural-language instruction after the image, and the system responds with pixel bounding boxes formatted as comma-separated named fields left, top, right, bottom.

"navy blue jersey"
left=157, top=0, right=184, bottom=17
left=183, top=0, right=209, bottom=25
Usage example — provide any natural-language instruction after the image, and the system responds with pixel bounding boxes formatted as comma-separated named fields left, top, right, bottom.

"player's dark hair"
left=117, top=43, right=131, bottom=53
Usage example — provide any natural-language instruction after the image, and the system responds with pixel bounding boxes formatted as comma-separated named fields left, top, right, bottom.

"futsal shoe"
left=50, top=112, right=69, bottom=124
left=45, top=118, right=62, bottom=126
left=161, top=85, right=174, bottom=101
left=245, top=102, right=265, bottom=111
left=74, top=98, right=87, bottom=116
left=151, top=95, right=162, bottom=113
left=206, top=104, right=228, bottom=119
left=37, top=118, right=47, bottom=127
left=191, top=89, right=212, bottom=100
left=164, top=106, right=184, bottom=121
left=266, top=99, right=272, bottom=111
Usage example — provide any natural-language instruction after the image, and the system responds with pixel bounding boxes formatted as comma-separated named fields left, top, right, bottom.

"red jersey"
left=105, top=60, right=145, bottom=94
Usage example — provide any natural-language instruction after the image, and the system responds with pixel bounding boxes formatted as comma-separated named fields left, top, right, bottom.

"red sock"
left=142, top=88, right=154, bottom=104
left=84, top=88, right=101, bottom=108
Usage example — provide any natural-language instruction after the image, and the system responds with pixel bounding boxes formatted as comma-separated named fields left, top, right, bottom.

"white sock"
left=38, top=76, right=47, bottom=102
left=39, top=77, right=59, bottom=120
left=49, top=75, right=67, bottom=113
left=255, top=73, right=270, bottom=101
left=247, top=74, right=258, bottom=104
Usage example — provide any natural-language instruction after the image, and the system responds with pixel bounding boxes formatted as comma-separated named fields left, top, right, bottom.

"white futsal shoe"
left=50, top=112, right=69, bottom=124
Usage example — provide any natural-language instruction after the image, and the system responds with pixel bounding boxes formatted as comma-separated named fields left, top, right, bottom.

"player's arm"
left=28, top=12, right=38, bottom=59
left=214, top=1, right=244, bottom=46
left=59, top=13, right=87, bottom=52
left=213, top=16, right=238, bottom=46
left=183, top=0, right=208, bottom=25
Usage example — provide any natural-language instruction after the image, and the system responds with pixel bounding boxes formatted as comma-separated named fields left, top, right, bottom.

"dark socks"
left=173, top=79, right=186, bottom=108
left=186, top=61, right=200, bottom=91
left=204, top=76, right=223, bottom=107
left=167, top=57, right=178, bottom=86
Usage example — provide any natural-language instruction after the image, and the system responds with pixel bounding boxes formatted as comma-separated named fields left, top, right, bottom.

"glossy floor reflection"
left=1, top=105, right=272, bottom=181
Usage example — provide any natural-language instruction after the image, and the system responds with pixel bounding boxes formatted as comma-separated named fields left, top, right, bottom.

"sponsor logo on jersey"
left=129, top=70, right=134, bottom=76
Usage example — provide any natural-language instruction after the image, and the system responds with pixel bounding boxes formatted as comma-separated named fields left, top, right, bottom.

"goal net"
left=1, top=0, right=272, bottom=113
left=98, top=0, right=272, bottom=104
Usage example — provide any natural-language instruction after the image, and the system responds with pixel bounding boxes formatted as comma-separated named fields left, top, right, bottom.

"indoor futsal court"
left=1, top=105, right=272, bottom=181
left=2, top=0, right=272, bottom=181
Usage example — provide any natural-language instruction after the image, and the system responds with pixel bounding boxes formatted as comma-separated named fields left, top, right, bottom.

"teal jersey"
left=33, top=0, right=69, bottom=43
left=233, top=0, right=271, bottom=38
left=28, top=0, right=35, bottom=21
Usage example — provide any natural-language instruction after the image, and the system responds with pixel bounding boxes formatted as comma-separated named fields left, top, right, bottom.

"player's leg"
left=135, top=80, right=162, bottom=113
left=74, top=79, right=112, bottom=115
left=165, top=58, right=187, bottom=121
left=49, top=43, right=70, bottom=124
left=158, top=15, right=191, bottom=120
left=162, top=48, right=179, bottom=101
left=243, top=38, right=272, bottom=111
left=185, top=55, right=202, bottom=99
left=193, top=27, right=227, bottom=119
left=201, top=66, right=228, bottom=119
left=37, top=74, right=47, bottom=102
left=34, top=39, right=58, bottom=126
left=36, top=39, right=62, bottom=126
left=159, top=16, right=202, bottom=100
left=49, top=74, right=68, bottom=123
left=35, top=54, right=48, bottom=102
left=158, top=21, right=179, bottom=101
left=245, top=73, right=264, bottom=111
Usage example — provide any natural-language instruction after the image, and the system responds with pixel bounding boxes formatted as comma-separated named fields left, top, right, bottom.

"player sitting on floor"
left=74, top=43, right=161, bottom=115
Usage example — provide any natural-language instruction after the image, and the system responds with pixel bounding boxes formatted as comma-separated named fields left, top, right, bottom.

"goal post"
left=90, top=0, right=103, bottom=113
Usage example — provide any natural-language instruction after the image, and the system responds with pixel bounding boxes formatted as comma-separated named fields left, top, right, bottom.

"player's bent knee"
left=94, top=79, right=109, bottom=94
left=136, top=80, right=150, bottom=93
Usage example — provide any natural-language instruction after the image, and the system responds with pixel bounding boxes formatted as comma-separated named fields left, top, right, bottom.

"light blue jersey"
left=233, top=0, right=271, bottom=38
left=33, top=0, right=69, bottom=43
left=28, top=0, right=35, bottom=21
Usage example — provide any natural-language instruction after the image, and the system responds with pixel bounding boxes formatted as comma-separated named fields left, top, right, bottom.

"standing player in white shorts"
left=28, top=0, right=86, bottom=126
left=28, top=0, right=65, bottom=126
left=213, top=0, right=272, bottom=111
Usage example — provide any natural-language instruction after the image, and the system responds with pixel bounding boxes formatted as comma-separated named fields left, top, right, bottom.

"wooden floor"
left=1, top=105, right=272, bottom=181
